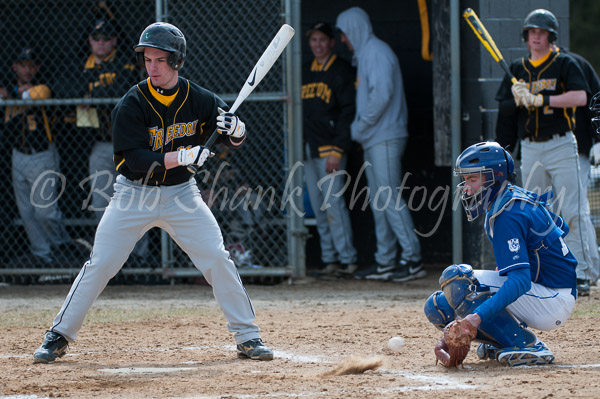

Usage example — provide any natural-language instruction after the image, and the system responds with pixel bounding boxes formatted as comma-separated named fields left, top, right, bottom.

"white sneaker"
left=496, top=342, right=554, bottom=367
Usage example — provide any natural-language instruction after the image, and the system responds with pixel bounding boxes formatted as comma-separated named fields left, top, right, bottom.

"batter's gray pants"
left=88, top=141, right=149, bottom=258
left=50, top=175, right=261, bottom=344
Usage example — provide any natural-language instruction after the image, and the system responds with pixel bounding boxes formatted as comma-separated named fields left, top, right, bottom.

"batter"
left=33, top=22, right=273, bottom=363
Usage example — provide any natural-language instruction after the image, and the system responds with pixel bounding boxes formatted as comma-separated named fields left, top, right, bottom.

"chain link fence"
left=0, top=0, right=293, bottom=284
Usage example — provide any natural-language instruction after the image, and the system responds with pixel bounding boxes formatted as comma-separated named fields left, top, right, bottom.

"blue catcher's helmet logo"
left=508, top=238, right=520, bottom=252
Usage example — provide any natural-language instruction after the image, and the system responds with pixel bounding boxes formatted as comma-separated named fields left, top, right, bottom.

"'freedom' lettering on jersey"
left=148, top=120, right=203, bottom=151
left=530, top=79, right=557, bottom=94
left=111, top=77, right=239, bottom=185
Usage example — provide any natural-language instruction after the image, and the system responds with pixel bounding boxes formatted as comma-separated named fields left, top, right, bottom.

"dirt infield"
left=2, top=271, right=600, bottom=399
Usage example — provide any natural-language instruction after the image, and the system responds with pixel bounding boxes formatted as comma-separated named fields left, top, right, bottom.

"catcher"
left=424, top=142, right=577, bottom=367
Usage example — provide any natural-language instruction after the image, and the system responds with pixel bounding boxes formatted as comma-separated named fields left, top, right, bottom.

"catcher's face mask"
left=455, top=169, right=496, bottom=221
left=454, top=142, right=515, bottom=221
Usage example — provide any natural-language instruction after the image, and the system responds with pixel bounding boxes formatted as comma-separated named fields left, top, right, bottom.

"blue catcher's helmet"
left=454, top=142, right=515, bottom=221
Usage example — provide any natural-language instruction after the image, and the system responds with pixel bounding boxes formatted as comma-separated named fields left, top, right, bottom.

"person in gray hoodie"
left=336, top=7, right=424, bottom=282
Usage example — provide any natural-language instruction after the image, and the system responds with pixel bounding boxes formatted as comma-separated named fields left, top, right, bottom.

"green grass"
left=0, top=307, right=220, bottom=328
left=571, top=301, right=600, bottom=318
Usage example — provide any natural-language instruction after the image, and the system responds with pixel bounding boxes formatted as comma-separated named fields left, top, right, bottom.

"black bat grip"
left=186, top=128, right=221, bottom=175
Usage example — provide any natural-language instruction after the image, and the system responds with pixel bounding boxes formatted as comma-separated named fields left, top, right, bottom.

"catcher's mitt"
left=434, top=318, right=477, bottom=368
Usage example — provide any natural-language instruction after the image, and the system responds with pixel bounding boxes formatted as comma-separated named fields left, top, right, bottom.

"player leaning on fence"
left=32, top=22, right=274, bottom=364
left=0, top=48, right=76, bottom=267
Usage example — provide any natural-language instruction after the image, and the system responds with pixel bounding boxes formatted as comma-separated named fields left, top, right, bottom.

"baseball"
left=387, top=336, right=405, bottom=352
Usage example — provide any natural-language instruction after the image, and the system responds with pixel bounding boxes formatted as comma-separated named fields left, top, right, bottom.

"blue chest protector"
left=485, top=185, right=577, bottom=292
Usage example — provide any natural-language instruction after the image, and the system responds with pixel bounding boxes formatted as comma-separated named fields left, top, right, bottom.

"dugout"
left=0, top=0, right=585, bottom=283
left=302, top=0, right=573, bottom=273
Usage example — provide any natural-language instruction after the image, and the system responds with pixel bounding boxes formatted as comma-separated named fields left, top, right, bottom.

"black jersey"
left=496, top=50, right=589, bottom=141
left=3, top=82, right=54, bottom=153
left=301, top=54, right=355, bottom=159
left=111, top=77, right=240, bottom=185
left=81, top=49, right=137, bottom=142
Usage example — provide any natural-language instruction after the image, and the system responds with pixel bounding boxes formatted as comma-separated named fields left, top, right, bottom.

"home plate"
left=98, top=367, right=197, bottom=375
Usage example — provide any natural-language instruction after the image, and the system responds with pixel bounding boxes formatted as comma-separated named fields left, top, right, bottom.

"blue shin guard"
left=424, top=291, right=455, bottom=330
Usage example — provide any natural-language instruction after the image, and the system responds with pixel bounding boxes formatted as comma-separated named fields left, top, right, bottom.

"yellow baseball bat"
left=463, top=8, right=517, bottom=84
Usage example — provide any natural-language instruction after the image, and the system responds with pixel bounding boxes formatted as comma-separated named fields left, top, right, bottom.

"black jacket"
left=301, top=53, right=355, bottom=159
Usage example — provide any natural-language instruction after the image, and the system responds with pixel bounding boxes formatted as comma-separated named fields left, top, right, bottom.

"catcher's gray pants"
left=304, top=146, right=357, bottom=265
left=88, top=141, right=149, bottom=258
left=363, top=138, right=421, bottom=265
left=12, top=144, right=71, bottom=261
left=50, top=175, right=261, bottom=344
left=521, top=133, right=597, bottom=281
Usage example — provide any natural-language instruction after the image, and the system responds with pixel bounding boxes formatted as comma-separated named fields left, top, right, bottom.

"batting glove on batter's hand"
left=511, top=80, right=528, bottom=107
left=522, top=91, right=545, bottom=108
left=177, top=145, right=214, bottom=167
left=217, top=107, right=246, bottom=138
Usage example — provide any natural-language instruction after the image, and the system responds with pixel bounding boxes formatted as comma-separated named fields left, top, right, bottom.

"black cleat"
left=33, top=331, right=69, bottom=364
left=354, top=263, right=397, bottom=280
left=577, top=279, right=590, bottom=297
left=389, top=260, right=427, bottom=282
left=237, top=338, right=274, bottom=361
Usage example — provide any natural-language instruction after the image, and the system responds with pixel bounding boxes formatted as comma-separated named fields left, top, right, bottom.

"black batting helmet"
left=522, top=9, right=558, bottom=43
left=134, top=22, right=186, bottom=70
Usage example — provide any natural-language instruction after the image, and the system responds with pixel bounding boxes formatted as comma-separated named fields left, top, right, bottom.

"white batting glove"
left=216, top=107, right=246, bottom=138
left=511, top=80, right=528, bottom=107
left=522, top=91, right=545, bottom=108
left=177, top=145, right=213, bottom=167
left=590, top=143, right=600, bottom=166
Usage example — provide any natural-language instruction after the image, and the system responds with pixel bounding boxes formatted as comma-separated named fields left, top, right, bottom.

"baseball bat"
left=462, top=8, right=517, bottom=84
left=188, top=24, right=296, bottom=174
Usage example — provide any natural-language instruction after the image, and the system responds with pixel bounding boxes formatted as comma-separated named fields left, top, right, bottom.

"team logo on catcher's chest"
left=508, top=238, right=520, bottom=252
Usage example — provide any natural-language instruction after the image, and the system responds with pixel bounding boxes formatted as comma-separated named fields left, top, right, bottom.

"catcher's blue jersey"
left=484, top=184, right=577, bottom=291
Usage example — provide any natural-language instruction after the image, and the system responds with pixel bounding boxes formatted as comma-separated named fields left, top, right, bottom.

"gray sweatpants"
left=304, top=146, right=357, bottom=265
left=521, top=132, right=598, bottom=281
left=50, top=175, right=261, bottom=344
left=12, top=144, right=71, bottom=261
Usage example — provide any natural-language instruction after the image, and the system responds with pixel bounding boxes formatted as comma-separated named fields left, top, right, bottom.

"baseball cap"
left=90, top=19, right=116, bottom=39
left=16, top=47, right=38, bottom=63
left=306, top=22, right=335, bottom=39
